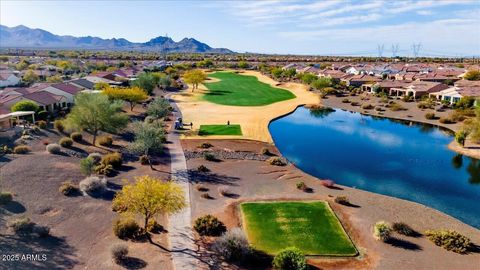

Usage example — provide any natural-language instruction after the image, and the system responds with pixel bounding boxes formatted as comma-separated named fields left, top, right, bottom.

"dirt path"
left=166, top=96, right=206, bottom=270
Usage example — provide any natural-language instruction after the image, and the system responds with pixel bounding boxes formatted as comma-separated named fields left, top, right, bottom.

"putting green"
left=198, top=124, right=242, bottom=136
left=203, top=72, right=296, bottom=106
left=241, top=201, right=357, bottom=256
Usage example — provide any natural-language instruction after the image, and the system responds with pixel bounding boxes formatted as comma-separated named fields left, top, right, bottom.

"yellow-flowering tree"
left=103, top=86, right=148, bottom=111
left=112, top=176, right=186, bottom=230
left=183, top=69, right=207, bottom=92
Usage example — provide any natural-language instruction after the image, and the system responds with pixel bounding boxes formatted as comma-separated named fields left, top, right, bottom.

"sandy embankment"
left=172, top=70, right=319, bottom=143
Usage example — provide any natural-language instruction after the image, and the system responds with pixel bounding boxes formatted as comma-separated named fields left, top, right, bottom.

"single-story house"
left=361, top=80, right=410, bottom=93
left=41, top=83, right=82, bottom=104
left=0, top=71, right=21, bottom=87
left=68, top=78, right=95, bottom=90
left=389, top=81, right=449, bottom=99
left=342, top=74, right=381, bottom=87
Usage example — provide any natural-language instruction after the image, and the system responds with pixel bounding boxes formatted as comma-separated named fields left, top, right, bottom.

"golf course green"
left=198, top=124, right=242, bottom=136
left=203, top=72, right=296, bottom=106
left=240, top=201, right=358, bottom=256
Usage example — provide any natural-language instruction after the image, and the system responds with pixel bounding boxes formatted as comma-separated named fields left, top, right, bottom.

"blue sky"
left=1, top=0, right=479, bottom=56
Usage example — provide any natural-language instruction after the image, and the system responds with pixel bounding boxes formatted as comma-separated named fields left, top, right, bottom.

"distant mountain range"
left=0, top=25, right=233, bottom=53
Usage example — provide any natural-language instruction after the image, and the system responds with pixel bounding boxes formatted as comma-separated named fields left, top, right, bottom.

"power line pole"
left=412, top=43, right=422, bottom=59
left=391, top=44, right=399, bottom=58
left=377, top=44, right=384, bottom=60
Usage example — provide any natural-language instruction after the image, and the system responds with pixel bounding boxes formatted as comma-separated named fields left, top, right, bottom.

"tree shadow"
left=117, top=257, right=148, bottom=269
left=386, top=237, right=422, bottom=251
left=187, top=170, right=240, bottom=186
left=0, top=234, right=78, bottom=270
left=1, top=200, right=27, bottom=214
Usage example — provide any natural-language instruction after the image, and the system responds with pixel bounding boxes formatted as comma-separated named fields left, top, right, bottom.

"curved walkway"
left=166, top=96, right=203, bottom=269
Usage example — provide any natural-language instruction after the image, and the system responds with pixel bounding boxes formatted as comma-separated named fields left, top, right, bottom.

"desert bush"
left=13, top=145, right=30, bottom=154
left=87, top=152, right=102, bottom=164
left=70, top=132, right=83, bottom=142
left=439, top=117, right=455, bottom=124
left=111, top=243, right=129, bottom=263
left=392, top=222, right=415, bottom=236
left=94, top=164, right=114, bottom=176
left=203, top=152, right=217, bottom=161
left=42, top=139, right=50, bottom=145
left=261, top=147, right=272, bottom=155
left=403, top=95, right=413, bottom=102
left=198, top=142, right=213, bottom=149
left=80, top=157, right=96, bottom=176
left=201, top=193, right=212, bottom=199
left=37, top=120, right=47, bottom=129
left=425, top=112, right=436, bottom=120
left=389, top=103, right=405, bottom=111
left=335, top=196, right=350, bottom=206
left=9, top=217, right=35, bottom=235
left=194, top=215, right=226, bottom=236
left=272, top=247, right=307, bottom=270
left=267, top=157, right=286, bottom=166
left=33, top=225, right=50, bottom=237
left=46, top=143, right=61, bottom=154
left=218, top=187, right=234, bottom=197
left=195, top=184, right=209, bottom=192
left=342, top=98, right=351, bottom=103
left=197, top=164, right=210, bottom=172
left=0, top=192, right=13, bottom=205
left=101, top=152, right=123, bottom=168
left=373, top=221, right=392, bottom=242
left=425, top=229, right=471, bottom=253
left=139, top=155, right=149, bottom=165
left=213, top=228, right=251, bottom=262
left=113, top=218, right=142, bottom=239
left=362, top=104, right=374, bottom=110
left=79, top=176, right=107, bottom=195
left=98, top=135, right=113, bottom=146
left=54, top=120, right=64, bottom=133
left=296, top=181, right=307, bottom=191
left=59, top=137, right=73, bottom=147
left=59, top=181, right=79, bottom=196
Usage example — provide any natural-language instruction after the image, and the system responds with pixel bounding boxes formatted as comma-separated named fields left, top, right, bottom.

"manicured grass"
left=198, top=124, right=242, bottom=136
left=240, top=201, right=357, bottom=256
left=203, top=72, right=296, bottom=106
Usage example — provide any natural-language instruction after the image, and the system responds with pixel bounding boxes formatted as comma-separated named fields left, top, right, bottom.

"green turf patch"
left=198, top=124, right=242, bottom=136
left=203, top=72, right=296, bottom=106
left=240, top=201, right=357, bottom=256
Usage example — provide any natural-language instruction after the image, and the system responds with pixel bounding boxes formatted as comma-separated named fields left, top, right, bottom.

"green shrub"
left=194, top=215, right=226, bottom=236
left=46, top=143, right=61, bottom=154
left=425, top=112, right=436, bottom=120
left=373, top=221, right=392, bottom=242
left=79, top=176, right=107, bottom=195
left=113, top=218, right=142, bottom=239
left=203, top=152, right=217, bottom=161
left=392, top=222, right=415, bottom=236
left=362, top=104, right=374, bottom=110
left=59, top=181, right=79, bottom=196
left=139, top=155, right=149, bottom=165
left=334, top=196, right=350, bottom=206
left=111, top=243, right=129, bottom=263
left=212, top=228, right=251, bottom=262
left=70, top=132, right=83, bottom=142
left=389, top=102, right=405, bottom=111
left=272, top=247, right=307, bottom=270
left=13, top=145, right=30, bottom=154
left=9, top=217, right=35, bottom=235
left=197, top=164, right=210, bottom=172
left=59, top=137, right=73, bottom=147
left=0, top=192, right=13, bottom=205
left=425, top=229, right=471, bottom=253
left=351, top=101, right=360, bottom=106
left=54, top=120, right=64, bottom=133
left=267, top=157, right=286, bottom=166
left=80, top=157, right=96, bottom=176
left=98, top=135, right=113, bottom=146
left=37, top=120, right=47, bottom=129
left=146, top=219, right=164, bottom=233
left=342, top=98, right=351, bottom=103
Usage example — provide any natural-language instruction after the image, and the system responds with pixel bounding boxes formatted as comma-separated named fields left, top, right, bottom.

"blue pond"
left=269, top=107, right=480, bottom=229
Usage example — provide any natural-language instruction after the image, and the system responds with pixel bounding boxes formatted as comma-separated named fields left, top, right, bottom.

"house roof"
left=24, top=91, right=65, bottom=105
left=51, top=83, right=82, bottom=95
left=69, top=79, right=95, bottom=89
